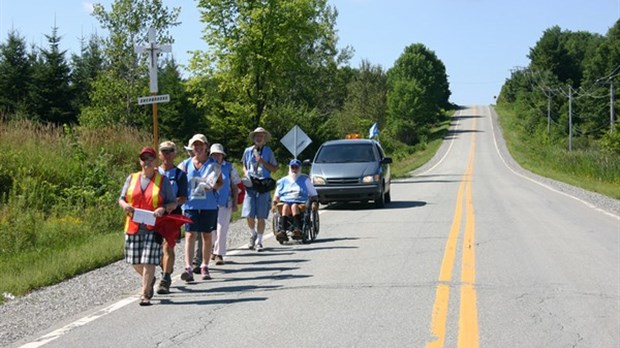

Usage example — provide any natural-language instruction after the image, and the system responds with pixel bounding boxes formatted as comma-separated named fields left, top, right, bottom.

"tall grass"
left=390, top=116, right=452, bottom=178
left=495, top=105, right=620, bottom=199
left=0, top=120, right=150, bottom=303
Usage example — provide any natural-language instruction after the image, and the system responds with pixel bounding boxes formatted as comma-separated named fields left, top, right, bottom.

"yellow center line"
left=426, top=114, right=479, bottom=348
left=427, top=173, right=466, bottom=348
left=458, top=118, right=479, bottom=348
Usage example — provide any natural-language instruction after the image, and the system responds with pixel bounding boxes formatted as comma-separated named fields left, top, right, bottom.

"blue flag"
left=369, top=122, right=379, bottom=138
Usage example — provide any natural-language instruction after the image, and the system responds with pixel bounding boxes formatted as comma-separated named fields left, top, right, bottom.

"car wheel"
left=384, top=189, right=391, bottom=203
left=374, top=189, right=385, bottom=208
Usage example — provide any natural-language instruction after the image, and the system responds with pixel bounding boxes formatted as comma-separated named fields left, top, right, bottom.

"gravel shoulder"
left=1, top=106, right=618, bottom=347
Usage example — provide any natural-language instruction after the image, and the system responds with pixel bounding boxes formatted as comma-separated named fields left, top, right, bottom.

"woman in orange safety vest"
left=118, top=146, right=177, bottom=306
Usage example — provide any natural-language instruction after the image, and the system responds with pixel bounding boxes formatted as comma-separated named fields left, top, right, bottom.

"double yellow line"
left=427, top=117, right=479, bottom=348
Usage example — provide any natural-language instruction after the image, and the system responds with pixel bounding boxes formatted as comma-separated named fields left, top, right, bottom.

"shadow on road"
left=158, top=296, right=269, bottom=306
left=324, top=201, right=426, bottom=210
left=385, top=201, right=427, bottom=209
left=225, top=259, right=309, bottom=266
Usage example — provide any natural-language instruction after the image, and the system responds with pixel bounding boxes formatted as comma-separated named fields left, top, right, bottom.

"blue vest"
left=277, top=174, right=310, bottom=203
left=243, top=146, right=275, bottom=179
left=216, top=161, right=232, bottom=207
left=182, top=158, right=218, bottom=210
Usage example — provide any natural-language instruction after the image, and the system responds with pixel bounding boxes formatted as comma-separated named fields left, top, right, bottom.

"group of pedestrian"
left=118, top=127, right=281, bottom=306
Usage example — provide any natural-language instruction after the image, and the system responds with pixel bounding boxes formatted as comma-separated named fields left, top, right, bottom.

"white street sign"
left=138, top=94, right=170, bottom=105
left=280, top=125, right=312, bottom=159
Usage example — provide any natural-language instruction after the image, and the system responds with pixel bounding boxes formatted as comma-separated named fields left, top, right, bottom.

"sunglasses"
left=161, top=149, right=175, bottom=154
left=140, top=156, right=155, bottom=162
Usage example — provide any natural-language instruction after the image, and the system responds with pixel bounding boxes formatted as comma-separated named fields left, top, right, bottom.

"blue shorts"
left=184, top=209, right=218, bottom=232
left=241, top=189, right=271, bottom=219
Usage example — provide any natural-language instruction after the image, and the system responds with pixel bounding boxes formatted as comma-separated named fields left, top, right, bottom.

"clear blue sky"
left=1, top=0, right=618, bottom=106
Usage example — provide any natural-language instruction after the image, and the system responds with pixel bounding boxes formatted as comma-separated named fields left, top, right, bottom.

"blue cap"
left=289, top=159, right=301, bottom=167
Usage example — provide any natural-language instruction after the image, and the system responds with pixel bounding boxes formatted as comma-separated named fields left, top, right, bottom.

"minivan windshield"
left=314, top=143, right=376, bottom=163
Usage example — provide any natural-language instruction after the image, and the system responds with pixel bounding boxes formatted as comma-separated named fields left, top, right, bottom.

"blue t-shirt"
left=276, top=174, right=311, bottom=203
left=182, top=157, right=219, bottom=210
left=242, top=145, right=277, bottom=179
left=158, top=166, right=188, bottom=214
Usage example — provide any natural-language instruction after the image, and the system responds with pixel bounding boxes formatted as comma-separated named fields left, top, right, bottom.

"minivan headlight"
left=312, top=176, right=326, bottom=185
left=362, top=175, right=379, bottom=183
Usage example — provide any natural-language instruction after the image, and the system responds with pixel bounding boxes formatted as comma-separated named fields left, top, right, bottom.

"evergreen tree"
left=157, top=57, right=206, bottom=143
left=71, top=34, right=105, bottom=115
left=29, top=26, right=75, bottom=124
left=0, top=30, right=32, bottom=119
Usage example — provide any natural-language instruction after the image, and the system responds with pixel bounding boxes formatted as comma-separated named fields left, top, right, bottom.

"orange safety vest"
left=124, top=172, right=164, bottom=234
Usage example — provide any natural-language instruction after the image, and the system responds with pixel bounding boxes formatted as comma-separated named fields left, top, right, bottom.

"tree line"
left=0, top=0, right=452, bottom=161
left=498, top=20, right=620, bottom=154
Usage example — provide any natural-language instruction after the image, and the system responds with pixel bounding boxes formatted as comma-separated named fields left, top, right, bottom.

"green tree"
left=191, top=0, right=346, bottom=129
left=80, top=0, right=180, bottom=128
left=0, top=30, right=32, bottom=118
left=529, top=26, right=603, bottom=87
left=70, top=34, right=105, bottom=114
left=157, top=57, right=206, bottom=143
left=331, top=60, right=387, bottom=136
left=386, top=43, right=450, bottom=145
left=28, top=26, right=75, bottom=124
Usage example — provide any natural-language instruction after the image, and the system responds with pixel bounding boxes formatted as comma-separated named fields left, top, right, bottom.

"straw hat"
left=248, top=127, right=271, bottom=142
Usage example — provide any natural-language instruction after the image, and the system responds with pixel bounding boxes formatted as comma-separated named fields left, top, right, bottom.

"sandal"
left=146, top=277, right=156, bottom=300
left=139, top=295, right=151, bottom=306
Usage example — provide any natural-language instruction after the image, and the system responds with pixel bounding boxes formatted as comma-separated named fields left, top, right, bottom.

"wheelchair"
left=271, top=200, right=320, bottom=244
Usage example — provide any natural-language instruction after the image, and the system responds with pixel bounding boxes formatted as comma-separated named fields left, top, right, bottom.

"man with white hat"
left=241, top=127, right=278, bottom=251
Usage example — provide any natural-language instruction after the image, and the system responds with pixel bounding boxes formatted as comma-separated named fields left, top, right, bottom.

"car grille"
left=326, top=177, right=360, bottom=184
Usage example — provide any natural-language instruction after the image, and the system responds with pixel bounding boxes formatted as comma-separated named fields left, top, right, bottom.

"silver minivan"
left=308, top=139, right=392, bottom=208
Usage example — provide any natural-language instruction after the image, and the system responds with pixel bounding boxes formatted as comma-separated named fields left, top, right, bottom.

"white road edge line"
left=18, top=297, right=136, bottom=348
left=416, top=109, right=462, bottom=177
left=487, top=105, right=619, bottom=220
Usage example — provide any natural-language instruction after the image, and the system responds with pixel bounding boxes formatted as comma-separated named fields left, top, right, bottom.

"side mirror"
left=382, top=157, right=392, bottom=164
left=302, top=159, right=312, bottom=167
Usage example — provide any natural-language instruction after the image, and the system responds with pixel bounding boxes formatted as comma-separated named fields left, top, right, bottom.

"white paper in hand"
left=132, top=208, right=156, bottom=225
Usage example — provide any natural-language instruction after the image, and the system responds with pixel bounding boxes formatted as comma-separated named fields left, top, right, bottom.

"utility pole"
left=546, top=89, right=551, bottom=135
left=568, top=86, right=573, bottom=151
left=611, top=82, right=616, bottom=133
left=135, top=27, right=171, bottom=148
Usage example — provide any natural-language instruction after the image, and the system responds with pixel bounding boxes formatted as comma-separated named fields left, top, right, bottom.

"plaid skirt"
left=124, top=232, right=162, bottom=265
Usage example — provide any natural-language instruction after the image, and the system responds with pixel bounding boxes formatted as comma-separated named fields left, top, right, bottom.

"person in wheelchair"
left=272, top=159, right=319, bottom=242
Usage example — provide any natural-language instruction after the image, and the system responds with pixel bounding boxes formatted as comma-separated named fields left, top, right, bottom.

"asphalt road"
left=10, top=105, right=619, bottom=348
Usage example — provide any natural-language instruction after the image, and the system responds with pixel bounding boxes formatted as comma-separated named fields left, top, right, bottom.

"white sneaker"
left=255, top=243, right=264, bottom=252
left=248, top=235, right=257, bottom=249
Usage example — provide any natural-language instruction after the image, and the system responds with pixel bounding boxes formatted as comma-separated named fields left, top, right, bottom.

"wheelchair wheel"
left=301, top=213, right=311, bottom=243
left=272, top=210, right=285, bottom=244
left=310, top=210, right=320, bottom=240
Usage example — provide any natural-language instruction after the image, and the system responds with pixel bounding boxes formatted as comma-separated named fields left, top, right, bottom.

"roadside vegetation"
left=495, top=105, right=619, bottom=198
left=0, top=121, right=146, bottom=303
left=496, top=21, right=620, bottom=199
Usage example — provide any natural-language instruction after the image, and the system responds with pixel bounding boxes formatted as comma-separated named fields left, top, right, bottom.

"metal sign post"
left=135, top=27, right=172, bottom=148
